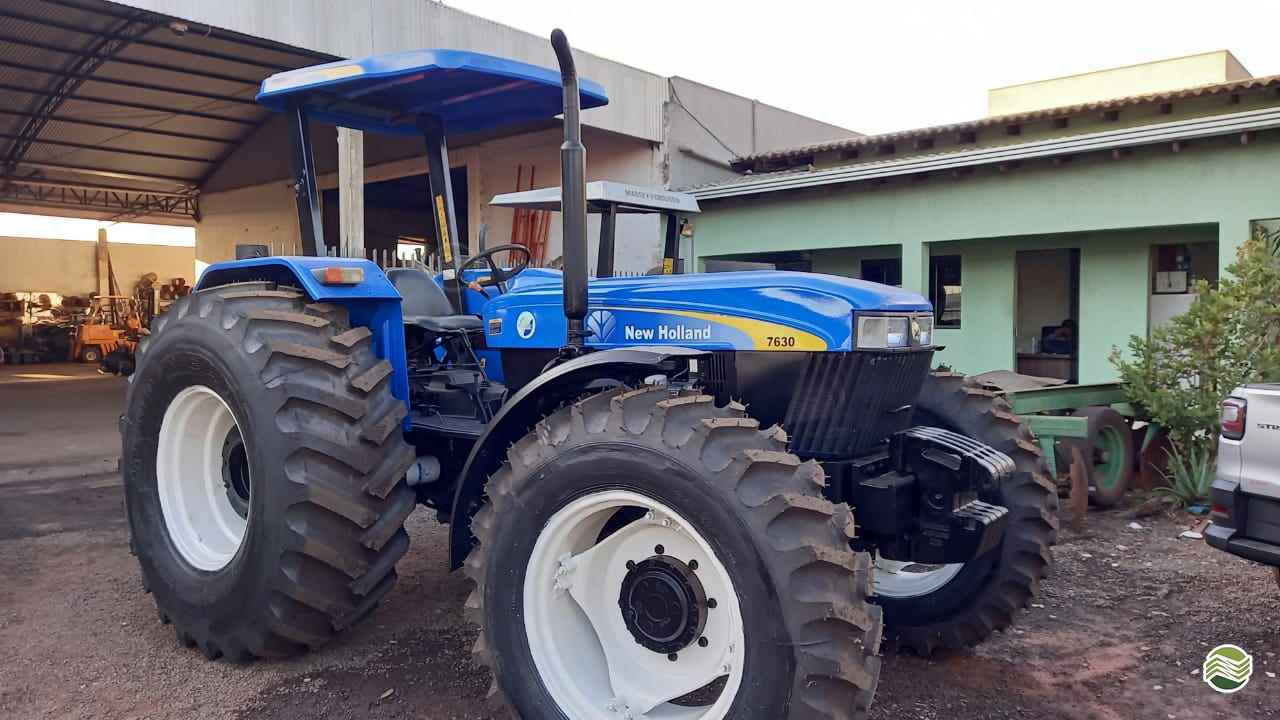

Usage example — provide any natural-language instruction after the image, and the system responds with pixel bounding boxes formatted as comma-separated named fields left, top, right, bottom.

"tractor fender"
left=448, top=345, right=707, bottom=568
left=195, top=256, right=411, bottom=417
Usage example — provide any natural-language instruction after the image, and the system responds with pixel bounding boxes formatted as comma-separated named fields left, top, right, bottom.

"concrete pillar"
left=337, top=128, right=365, bottom=259
left=1218, top=216, right=1251, bottom=277
left=900, top=239, right=929, bottom=295
left=96, top=227, right=110, bottom=295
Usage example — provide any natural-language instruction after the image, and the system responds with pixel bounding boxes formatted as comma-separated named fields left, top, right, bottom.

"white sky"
left=445, top=0, right=1280, bottom=135
left=0, top=213, right=195, bottom=246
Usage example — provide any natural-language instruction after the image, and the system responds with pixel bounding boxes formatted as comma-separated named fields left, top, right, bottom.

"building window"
left=929, top=255, right=962, bottom=328
left=1253, top=218, right=1280, bottom=255
left=861, top=258, right=902, bottom=286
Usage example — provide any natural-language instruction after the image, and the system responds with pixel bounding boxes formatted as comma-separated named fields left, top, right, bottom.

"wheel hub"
left=221, top=429, right=252, bottom=519
left=618, top=554, right=707, bottom=654
left=155, top=385, right=250, bottom=572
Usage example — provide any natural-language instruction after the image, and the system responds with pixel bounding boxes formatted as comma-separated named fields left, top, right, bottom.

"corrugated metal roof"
left=690, top=105, right=1280, bottom=200
left=735, top=73, right=1280, bottom=166
left=0, top=0, right=329, bottom=217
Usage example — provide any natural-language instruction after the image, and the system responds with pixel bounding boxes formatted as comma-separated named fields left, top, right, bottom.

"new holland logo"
left=587, top=310, right=616, bottom=342
left=515, top=311, right=537, bottom=340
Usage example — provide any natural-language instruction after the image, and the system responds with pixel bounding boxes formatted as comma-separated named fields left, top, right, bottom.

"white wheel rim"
left=873, top=553, right=963, bottom=598
left=523, top=490, right=745, bottom=720
left=156, top=385, right=250, bottom=572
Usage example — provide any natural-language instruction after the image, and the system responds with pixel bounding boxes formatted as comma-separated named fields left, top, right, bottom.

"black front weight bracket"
left=854, top=426, right=1013, bottom=565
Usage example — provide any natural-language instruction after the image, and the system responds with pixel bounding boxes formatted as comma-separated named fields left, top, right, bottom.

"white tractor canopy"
left=491, top=181, right=700, bottom=215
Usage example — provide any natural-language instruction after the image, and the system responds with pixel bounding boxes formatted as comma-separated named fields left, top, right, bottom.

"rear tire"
left=465, top=386, right=882, bottom=719
left=80, top=346, right=101, bottom=363
left=122, top=282, right=416, bottom=660
left=874, top=371, right=1057, bottom=655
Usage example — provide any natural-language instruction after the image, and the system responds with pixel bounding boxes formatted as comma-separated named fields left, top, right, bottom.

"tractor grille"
left=698, top=352, right=735, bottom=402
left=783, top=350, right=933, bottom=459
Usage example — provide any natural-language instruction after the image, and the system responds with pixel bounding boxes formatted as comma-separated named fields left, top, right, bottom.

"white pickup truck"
left=1206, top=384, right=1280, bottom=585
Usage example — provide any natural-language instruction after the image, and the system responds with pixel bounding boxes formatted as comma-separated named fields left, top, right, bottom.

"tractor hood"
left=482, top=270, right=931, bottom=352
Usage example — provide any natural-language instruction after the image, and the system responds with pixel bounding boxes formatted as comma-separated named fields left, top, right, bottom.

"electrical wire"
left=668, top=80, right=740, bottom=158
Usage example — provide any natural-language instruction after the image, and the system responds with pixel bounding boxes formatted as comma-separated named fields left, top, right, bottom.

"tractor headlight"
left=856, top=313, right=934, bottom=350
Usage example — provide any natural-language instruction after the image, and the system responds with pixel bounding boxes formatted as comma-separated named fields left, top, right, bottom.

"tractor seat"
left=385, top=268, right=483, bottom=333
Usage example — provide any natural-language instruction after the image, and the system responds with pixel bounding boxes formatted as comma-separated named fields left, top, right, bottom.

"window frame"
left=929, top=254, right=962, bottom=329
left=860, top=257, right=902, bottom=287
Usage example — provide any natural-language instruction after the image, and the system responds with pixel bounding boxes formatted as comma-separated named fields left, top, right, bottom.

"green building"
left=688, top=57, right=1280, bottom=384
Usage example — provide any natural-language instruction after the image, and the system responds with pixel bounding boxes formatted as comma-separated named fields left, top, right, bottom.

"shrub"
left=1111, top=234, right=1280, bottom=452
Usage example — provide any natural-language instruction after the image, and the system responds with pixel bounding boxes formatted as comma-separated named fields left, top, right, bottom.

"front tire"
left=465, top=386, right=882, bottom=719
left=874, top=371, right=1058, bottom=655
left=122, top=282, right=417, bottom=660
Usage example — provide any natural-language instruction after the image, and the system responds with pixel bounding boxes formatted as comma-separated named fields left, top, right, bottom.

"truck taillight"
left=1221, top=397, right=1247, bottom=440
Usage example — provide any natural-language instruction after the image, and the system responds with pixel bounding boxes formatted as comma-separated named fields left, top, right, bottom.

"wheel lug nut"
left=706, top=598, right=717, bottom=609
left=626, top=560, right=636, bottom=570
left=688, top=559, right=699, bottom=571
left=698, top=636, right=709, bottom=647
left=667, top=653, right=678, bottom=662
left=654, top=544, right=665, bottom=555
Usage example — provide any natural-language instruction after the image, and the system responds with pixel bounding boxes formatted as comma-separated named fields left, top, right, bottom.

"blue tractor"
left=121, top=31, right=1055, bottom=720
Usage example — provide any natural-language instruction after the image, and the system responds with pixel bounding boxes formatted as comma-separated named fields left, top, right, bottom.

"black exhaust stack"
left=551, top=29, right=588, bottom=349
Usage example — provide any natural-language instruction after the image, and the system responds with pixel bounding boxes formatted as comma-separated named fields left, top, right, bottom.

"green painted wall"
left=694, top=136, right=1280, bottom=382
left=810, top=245, right=901, bottom=278
left=926, top=226, right=1212, bottom=382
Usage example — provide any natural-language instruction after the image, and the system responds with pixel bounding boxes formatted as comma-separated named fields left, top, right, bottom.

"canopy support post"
left=662, top=211, right=681, bottom=274
left=420, top=114, right=466, bottom=311
left=596, top=203, right=616, bottom=278
left=286, top=104, right=323, bottom=257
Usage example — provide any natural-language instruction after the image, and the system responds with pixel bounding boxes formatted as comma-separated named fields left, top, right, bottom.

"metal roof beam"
left=0, top=180, right=199, bottom=220
left=15, top=159, right=196, bottom=186
left=0, top=82, right=259, bottom=126
left=0, top=174, right=196, bottom=199
left=0, top=7, right=293, bottom=72
left=0, top=31, right=263, bottom=86
left=0, top=57, right=258, bottom=105
left=0, top=131, right=214, bottom=164
left=0, top=108, right=235, bottom=144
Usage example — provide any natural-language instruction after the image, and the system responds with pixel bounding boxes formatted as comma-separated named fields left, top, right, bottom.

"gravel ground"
left=1, top=472, right=1277, bottom=720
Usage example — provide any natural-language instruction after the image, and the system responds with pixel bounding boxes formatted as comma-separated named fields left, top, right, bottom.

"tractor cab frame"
left=490, top=180, right=701, bottom=277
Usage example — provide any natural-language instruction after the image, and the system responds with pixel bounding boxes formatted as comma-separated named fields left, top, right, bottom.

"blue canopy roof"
left=257, top=49, right=609, bottom=136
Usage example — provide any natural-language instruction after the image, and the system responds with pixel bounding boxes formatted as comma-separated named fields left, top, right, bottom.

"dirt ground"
left=1, top=370, right=1277, bottom=719
left=2, top=474, right=1276, bottom=720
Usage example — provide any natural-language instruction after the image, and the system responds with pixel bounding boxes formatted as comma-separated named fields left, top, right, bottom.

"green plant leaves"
left=1111, top=235, right=1280, bottom=453
left=1153, top=442, right=1214, bottom=506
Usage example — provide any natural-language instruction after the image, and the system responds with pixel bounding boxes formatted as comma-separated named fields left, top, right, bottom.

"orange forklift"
left=71, top=295, right=143, bottom=363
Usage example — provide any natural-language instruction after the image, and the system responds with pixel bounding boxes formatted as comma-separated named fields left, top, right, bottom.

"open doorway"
left=1015, top=248, right=1079, bottom=382
left=322, top=167, right=469, bottom=266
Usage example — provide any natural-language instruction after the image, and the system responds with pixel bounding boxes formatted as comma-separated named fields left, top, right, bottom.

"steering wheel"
left=459, top=243, right=532, bottom=294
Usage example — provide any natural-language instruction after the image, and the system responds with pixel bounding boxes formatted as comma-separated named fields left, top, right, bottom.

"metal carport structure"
left=0, top=0, right=330, bottom=223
